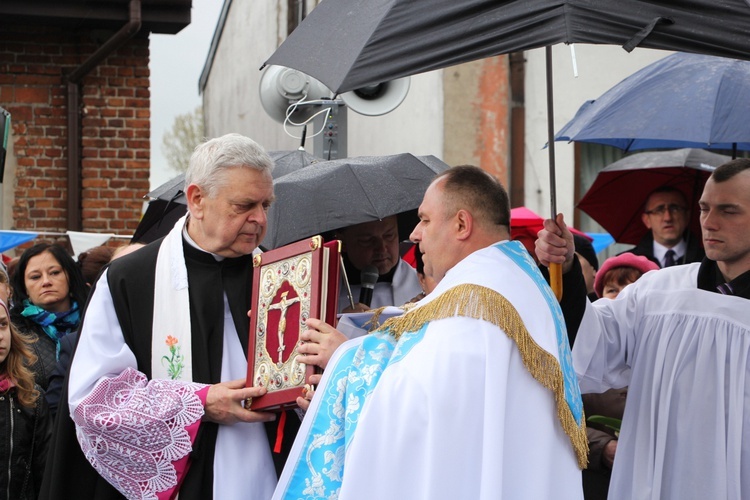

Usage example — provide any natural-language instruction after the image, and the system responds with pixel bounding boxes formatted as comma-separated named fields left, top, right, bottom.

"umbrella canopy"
left=270, top=149, right=321, bottom=177
left=147, top=173, right=187, bottom=204
left=577, top=148, right=729, bottom=245
left=586, top=232, right=616, bottom=254
left=262, top=153, right=450, bottom=249
left=555, top=52, right=750, bottom=152
left=510, top=206, right=592, bottom=243
left=131, top=199, right=187, bottom=244
left=264, top=0, right=750, bottom=94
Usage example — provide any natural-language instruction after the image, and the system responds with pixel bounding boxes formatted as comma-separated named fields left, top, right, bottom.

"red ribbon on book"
left=274, top=410, right=287, bottom=454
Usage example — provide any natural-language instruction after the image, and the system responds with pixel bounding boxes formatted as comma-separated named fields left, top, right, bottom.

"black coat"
left=0, top=388, right=52, bottom=500
left=10, top=315, right=57, bottom=392
left=625, top=230, right=705, bottom=268
left=40, top=238, right=299, bottom=499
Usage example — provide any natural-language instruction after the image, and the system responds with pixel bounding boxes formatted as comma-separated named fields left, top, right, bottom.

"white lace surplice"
left=72, top=368, right=205, bottom=499
left=573, top=263, right=750, bottom=500
left=69, top=270, right=276, bottom=500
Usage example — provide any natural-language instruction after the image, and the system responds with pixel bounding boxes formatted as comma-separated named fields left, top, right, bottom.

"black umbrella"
left=263, top=0, right=750, bottom=298
left=270, top=149, right=321, bottom=177
left=264, top=0, right=750, bottom=94
left=262, top=153, right=450, bottom=249
left=146, top=172, right=187, bottom=204
left=131, top=199, right=187, bottom=244
left=132, top=149, right=321, bottom=243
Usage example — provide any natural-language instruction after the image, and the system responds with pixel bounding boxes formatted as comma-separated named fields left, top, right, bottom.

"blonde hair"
left=0, top=300, right=39, bottom=408
left=0, top=267, right=10, bottom=302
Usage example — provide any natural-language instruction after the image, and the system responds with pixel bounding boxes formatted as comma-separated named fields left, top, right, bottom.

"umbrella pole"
left=546, top=46, right=563, bottom=301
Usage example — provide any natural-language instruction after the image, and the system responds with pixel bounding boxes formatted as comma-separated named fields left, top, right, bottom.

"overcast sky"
left=148, top=0, right=224, bottom=192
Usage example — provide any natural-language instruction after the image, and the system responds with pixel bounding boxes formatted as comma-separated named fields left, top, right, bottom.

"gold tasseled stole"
left=375, top=283, right=589, bottom=469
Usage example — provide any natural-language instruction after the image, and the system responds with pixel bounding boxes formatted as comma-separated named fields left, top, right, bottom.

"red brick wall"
left=0, top=25, right=150, bottom=235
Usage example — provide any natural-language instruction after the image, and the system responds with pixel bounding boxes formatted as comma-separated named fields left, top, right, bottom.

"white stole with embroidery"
left=151, top=214, right=193, bottom=381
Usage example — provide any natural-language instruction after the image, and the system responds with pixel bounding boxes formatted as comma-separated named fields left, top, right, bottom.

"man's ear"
left=641, top=212, right=652, bottom=229
left=455, top=209, right=472, bottom=241
left=186, top=184, right=205, bottom=219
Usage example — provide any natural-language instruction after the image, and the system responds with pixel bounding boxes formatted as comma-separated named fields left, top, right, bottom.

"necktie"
left=717, top=282, right=734, bottom=295
left=664, top=249, right=676, bottom=267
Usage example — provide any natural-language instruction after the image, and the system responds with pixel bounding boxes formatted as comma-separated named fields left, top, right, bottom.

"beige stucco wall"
left=202, top=1, right=443, bottom=159
left=524, top=45, right=673, bottom=218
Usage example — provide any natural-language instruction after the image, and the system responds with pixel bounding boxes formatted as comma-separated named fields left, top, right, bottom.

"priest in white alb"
left=536, top=159, right=750, bottom=500
left=274, top=165, right=586, bottom=500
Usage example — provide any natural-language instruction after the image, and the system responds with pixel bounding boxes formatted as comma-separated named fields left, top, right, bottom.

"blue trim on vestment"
left=277, top=241, right=583, bottom=499
left=494, top=240, right=584, bottom=425
left=280, top=323, right=425, bottom=499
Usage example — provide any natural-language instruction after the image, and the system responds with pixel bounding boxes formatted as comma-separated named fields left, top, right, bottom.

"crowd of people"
left=1, top=131, right=748, bottom=500
left=0, top=239, right=145, bottom=498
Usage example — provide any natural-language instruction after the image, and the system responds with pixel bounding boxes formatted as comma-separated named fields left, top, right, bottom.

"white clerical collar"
left=181, top=214, right=263, bottom=262
left=653, top=238, right=687, bottom=264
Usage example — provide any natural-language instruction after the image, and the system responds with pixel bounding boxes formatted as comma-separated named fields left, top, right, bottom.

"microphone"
left=359, top=265, right=379, bottom=307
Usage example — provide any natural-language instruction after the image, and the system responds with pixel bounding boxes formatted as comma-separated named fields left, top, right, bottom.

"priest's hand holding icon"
left=297, top=318, right=348, bottom=370
left=204, top=378, right=277, bottom=424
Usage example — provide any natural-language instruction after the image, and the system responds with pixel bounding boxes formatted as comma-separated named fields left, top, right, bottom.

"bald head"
left=437, top=165, right=511, bottom=235
left=410, top=165, right=511, bottom=283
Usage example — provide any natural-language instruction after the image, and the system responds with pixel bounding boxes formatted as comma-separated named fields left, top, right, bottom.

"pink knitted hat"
left=594, top=252, right=659, bottom=297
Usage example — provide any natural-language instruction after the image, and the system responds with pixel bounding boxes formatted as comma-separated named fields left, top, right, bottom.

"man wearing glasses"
left=628, top=186, right=704, bottom=267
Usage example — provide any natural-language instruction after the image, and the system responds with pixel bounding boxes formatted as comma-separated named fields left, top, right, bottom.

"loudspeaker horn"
left=340, top=77, right=411, bottom=116
left=259, top=65, right=333, bottom=124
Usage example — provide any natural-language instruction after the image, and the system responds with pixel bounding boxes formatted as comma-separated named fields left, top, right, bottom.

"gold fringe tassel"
left=376, top=283, right=589, bottom=469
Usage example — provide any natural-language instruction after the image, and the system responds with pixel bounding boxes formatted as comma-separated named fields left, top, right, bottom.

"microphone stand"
left=339, top=254, right=356, bottom=308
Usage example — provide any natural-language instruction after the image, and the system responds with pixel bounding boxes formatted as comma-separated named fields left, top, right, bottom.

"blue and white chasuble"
left=274, top=241, right=585, bottom=500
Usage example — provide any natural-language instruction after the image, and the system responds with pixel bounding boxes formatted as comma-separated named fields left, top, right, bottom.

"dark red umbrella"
left=576, top=148, right=728, bottom=245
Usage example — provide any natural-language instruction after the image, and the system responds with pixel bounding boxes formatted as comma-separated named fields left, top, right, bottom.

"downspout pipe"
left=65, top=0, right=141, bottom=231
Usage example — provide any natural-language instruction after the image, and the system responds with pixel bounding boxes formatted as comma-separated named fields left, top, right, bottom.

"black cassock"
left=40, top=238, right=299, bottom=499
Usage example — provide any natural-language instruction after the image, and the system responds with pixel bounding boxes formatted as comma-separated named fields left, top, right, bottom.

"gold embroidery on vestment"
left=373, top=283, right=589, bottom=469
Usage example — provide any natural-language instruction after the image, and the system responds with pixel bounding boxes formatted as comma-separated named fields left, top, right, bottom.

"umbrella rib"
left=349, top=165, right=388, bottom=217
left=336, top=4, right=404, bottom=91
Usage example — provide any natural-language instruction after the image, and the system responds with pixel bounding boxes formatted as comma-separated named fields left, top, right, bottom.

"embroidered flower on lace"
left=73, top=367, right=206, bottom=500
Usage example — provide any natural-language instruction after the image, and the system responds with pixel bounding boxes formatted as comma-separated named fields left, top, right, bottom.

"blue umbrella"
left=585, top=232, right=615, bottom=254
left=555, top=52, right=750, bottom=155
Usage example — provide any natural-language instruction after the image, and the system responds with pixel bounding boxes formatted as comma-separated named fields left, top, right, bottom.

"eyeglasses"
left=644, top=204, right=688, bottom=216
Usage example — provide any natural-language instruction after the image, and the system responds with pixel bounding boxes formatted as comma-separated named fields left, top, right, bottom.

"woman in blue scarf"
left=10, top=243, right=88, bottom=398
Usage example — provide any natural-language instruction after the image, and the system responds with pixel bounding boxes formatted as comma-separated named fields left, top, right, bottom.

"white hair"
left=184, top=133, right=274, bottom=197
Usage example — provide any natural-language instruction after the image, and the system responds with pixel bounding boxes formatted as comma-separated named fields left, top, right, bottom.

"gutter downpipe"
left=65, top=0, right=141, bottom=231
